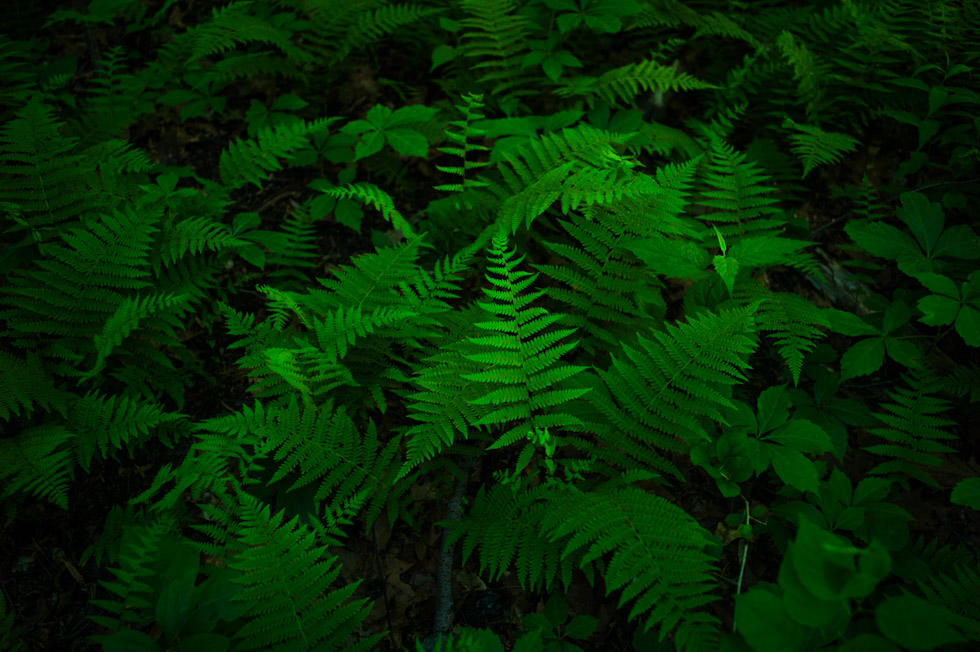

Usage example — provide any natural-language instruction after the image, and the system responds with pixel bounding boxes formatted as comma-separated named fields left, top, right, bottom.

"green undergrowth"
left=1, top=0, right=979, bottom=650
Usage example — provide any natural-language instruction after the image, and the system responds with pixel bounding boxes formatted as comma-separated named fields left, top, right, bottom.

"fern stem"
left=733, top=495, right=751, bottom=633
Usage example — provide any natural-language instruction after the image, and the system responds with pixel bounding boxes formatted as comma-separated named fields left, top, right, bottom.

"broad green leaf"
left=385, top=128, right=429, bottom=157
left=714, top=255, right=738, bottom=297
left=756, top=384, right=791, bottom=434
left=882, top=300, right=912, bottom=333
left=778, top=547, right=844, bottom=628
left=735, top=589, right=805, bottom=652
left=824, top=308, right=879, bottom=336
left=845, top=221, right=921, bottom=263
left=950, top=477, right=980, bottom=510
left=767, top=419, right=833, bottom=455
left=914, top=272, right=958, bottom=297
left=896, top=191, right=944, bottom=255
left=955, top=305, right=980, bottom=347
left=917, top=294, right=959, bottom=326
left=840, top=337, right=885, bottom=381
left=883, top=336, right=923, bottom=368
left=932, top=224, right=980, bottom=259
left=769, top=446, right=819, bottom=493
left=354, top=131, right=386, bottom=159
left=876, top=595, right=968, bottom=650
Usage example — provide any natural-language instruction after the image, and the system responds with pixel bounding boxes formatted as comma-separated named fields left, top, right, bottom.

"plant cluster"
left=1, top=0, right=979, bottom=650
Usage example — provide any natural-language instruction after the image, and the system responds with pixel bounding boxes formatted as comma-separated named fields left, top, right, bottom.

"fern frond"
left=1, top=206, right=156, bottom=349
left=457, top=0, right=537, bottom=103
left=863, top=370, right=958, bottom=488
left=258, top=396, right=405, bottom=533
left=70, top=389, right=187, bottom=473
left=693, top=136, right=785, bottom=238
left=556, top=57, right=716, bottom=109
left=541, top=484, right=720, bottom=647
left=89, top=516, right=174, bottom=636
left=183, top=0, right=314, bottom=66
left=220, top=117, right=338, bottom=190
left=735, top=283, right=830, bottom=386
left=331, top=4, right=445, bottom=64
left=0, top=350, right=69, bottom=421
left=434, top=92, right=492, bottom=204
left=446, top=480, right=578, bottom=593
left=532, top=212, right=662, bottom=356
left=462, top=229, right=592, bottom=458
left=782, top=117, right=860, bottom=179
left=496, top=124, right=643, bottom=233
left=0, top=95, right=106, bottom=231
left=0, top=424, right=73, bottom=509
left=582, top=303, right=760, bottom=480
left=316, top=181, right=416, bottom=237
left=916, top=559, right=980, bottom=625
left=230, top=490, right=382, bottom=651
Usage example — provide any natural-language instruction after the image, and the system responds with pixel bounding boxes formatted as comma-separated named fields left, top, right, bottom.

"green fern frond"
left=541, top=484, right=720, bottom=647
left=496, top=124, right=643, bottom=234
left=458, top=0, right=537, bottom=103
left=183, top=0, right=314, bottom=66
left=71, top=389, right=187, bottom=473
left=556, top=57, right=716, bottom=109
left=532, top=212, right=662, bottom=356
left=89, top=516, right=174, bottom=635
left=775, top=30, right=826, bottom=118
left=230, top=491, right=381, bottom=652
left=782, top=117, right=861, bottom=178
left=446, top=480, right=578, bottom=593
left=462, top=229, right=592, bottom=459
left=582, top=303, right=760, bottom=480
left=942, top=362, right=980, bottom=403
left=1, top=206, right=156, bottom=349
left=82, top=292, right=192, bottom=380
left=220, top=117, right=338, bottom=190
left=160, top=215, right=248, bottom=265
left=395, top=309, right=498, bottom=481
left=331, top=3, right=445, bottom=65
left=736, top=283, right=830, bottom=386
left=315, top=181, right=416, bottom=237
left=434, top=92, right=492, bottom=204
left=917, top=559, right=980, bottom=624
left=0, top=424, right=73, bottom=509
left=0, top=95, right=106, bottom=231
left=0, top=350, right=69, bottom=421
left=863, top=370, right=958, bottom=488
left=257, top=395, right=405, bottom=533
left=693, top=136, right=785, bottom=238
left=308, top=236, right=428, bottom=309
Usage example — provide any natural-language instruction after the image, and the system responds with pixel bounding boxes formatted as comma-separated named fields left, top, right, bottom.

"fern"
left=0, top=96, right=107, bottom=233
left=494, top=123, right=651, bottom=234
left=580, top=303, right=760, bottom=480
left=0, top=350, right=69, bottom=422
left=692, top=136, right=786, bottom=238
left=434, top=92, right=492, bottom=205
left=0, top=424, right=73, bottom=510
left=446, top=480, right=580, bottom=594
left=89, top=516, right=174, bottom=637
left=229, top=490, right=382, bottom=652
left=541, top=484, right=721, bottom=650
left=863, top=370, right=958, bottom=488
left=782, top=117, right=861, bottom=179
left=735, top=282, right=830, bottom=386
left=457, top=0, right=537, bottom=105
left=461, top=228, right=593, bottom=460
left=315, top=180, right=417, bottom=237
left=555, top=57, right=716, bottom=109
left=532, top=211, right=664, bottom=356
left=220, top=117, right=339, bottom=190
